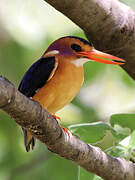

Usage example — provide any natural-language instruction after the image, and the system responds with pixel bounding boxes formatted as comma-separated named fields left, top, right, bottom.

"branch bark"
left=44, top=0, right=135, bottom=79
left=0, top=76, right=135, bottom=180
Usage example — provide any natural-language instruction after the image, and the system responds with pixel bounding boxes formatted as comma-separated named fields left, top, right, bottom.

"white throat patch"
left=72, top=58, right=91, bottom=67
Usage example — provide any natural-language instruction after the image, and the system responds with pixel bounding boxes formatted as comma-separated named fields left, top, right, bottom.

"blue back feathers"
left=18, top=57, right=55, bottom=97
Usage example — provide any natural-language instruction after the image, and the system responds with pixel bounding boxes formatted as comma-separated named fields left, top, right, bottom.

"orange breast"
left=33, top=60, right=84, bottom=113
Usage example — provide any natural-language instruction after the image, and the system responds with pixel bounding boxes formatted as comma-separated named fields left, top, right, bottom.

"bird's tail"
left=22, top=128, right=35, bottom=152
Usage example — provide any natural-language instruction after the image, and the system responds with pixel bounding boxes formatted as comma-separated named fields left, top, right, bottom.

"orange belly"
left=33, top=61, right=84, bottom=113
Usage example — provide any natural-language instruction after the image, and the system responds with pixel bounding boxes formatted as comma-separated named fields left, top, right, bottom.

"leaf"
left=95, top=130, right=116, bottom=150
left=69, top=122, right=117, bottom=149
left=110, top=114, right=135, bottom=132
left=107, top=145, right=125, bottom=157
left=79, top=166, right=103, bottom=180
left=129, top=130, right=135, bottom=148
left=79, top=166, right=95, bottom=180
left=94, top=176, right=103, bottom=180
left=128, top=131, right=135, bottom=162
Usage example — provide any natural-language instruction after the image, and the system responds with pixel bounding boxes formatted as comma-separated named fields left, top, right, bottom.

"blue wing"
left=18, top=56, right=55, bottom=97
left=18, top=56, right=56, bottom=152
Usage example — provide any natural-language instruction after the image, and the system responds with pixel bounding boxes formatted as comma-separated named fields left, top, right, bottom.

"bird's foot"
left=52, top=114, right=72, bottom=137
left=52, top=114, right=61, bottom=121
left=61, top=126, right=72, bottom=137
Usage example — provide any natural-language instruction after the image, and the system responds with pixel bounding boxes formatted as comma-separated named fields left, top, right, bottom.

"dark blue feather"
left=18, top=56, right=55, bottom=97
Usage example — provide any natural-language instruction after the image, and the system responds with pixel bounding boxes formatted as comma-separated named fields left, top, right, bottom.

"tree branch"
left=0, top=76, right=135, bottom=180
left=44, top=0, right=135, bottom=79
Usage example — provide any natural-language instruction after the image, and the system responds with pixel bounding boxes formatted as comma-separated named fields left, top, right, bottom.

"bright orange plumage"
left=33, top=57, right=84, bottom=113
left=18, top=36, right=125, bottom=151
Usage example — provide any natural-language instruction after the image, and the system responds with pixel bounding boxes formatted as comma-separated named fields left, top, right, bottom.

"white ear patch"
left=45, top=50, right=59, bottom=56
left=72, top=58, right=91, bottom=67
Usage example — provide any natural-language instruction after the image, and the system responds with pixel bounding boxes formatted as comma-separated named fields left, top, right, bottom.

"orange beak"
left=77, top=49, right=125, bottom=65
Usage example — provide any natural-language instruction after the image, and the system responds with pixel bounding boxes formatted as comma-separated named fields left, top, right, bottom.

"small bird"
left=18, top=36, right=125, bottom=152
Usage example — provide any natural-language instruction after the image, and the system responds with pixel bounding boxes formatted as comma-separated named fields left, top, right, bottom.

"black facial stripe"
left=71, top=43, right=82, bottom=52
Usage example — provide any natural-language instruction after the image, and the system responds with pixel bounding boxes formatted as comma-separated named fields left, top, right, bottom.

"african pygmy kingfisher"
left=18, top=36, right=125, bottom=152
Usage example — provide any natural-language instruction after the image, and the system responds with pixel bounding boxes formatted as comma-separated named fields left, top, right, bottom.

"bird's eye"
left=71, top=43, right=82, bottom=52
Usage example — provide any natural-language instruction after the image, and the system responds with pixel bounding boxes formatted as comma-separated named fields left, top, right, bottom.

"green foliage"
left=79, top=166, right=103, bottom=180
left=110, top=113, right=135, bottom=132
left=72, top=113, right=135, bottom=179
left=79, top=166, right=95, bottom=180
left=69, top=122, right=117, bottom=150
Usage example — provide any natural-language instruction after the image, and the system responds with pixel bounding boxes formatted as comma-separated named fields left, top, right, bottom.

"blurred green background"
left=0, top=0, right=135, bottom=180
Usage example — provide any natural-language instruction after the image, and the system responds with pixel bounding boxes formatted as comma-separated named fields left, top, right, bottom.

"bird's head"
left=43, top=36, right=125, bottom=67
